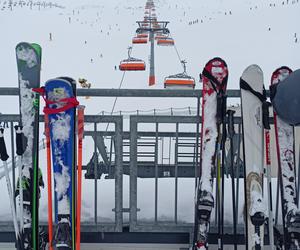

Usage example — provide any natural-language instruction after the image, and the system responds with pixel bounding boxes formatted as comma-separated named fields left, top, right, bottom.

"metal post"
left=195, top=96, right=200, bottom=186
left=94, top=122, right=98, bottom=225
left=155, top=122, right=158, bottom=223
left=168, top=136, right=171, bottom=165
left=174, top=122, right=179, bottom=224
left=10, top=122, right=16, bottom=208
left=129, top=117, right=138, bottom=229
left=115, top=119, right=123, bottom=231
left=149, top=30, right=155, bottom=86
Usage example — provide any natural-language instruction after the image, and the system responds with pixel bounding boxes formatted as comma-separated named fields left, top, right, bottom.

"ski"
left=193, top=57, right=228, bottom=250
left=270, top=66, right=300, bottom=249
left=37, top=77, right=79, bottom=249
left=16, top=42, right=42, bottom=250
left=240, top=64, right=267, bottom=250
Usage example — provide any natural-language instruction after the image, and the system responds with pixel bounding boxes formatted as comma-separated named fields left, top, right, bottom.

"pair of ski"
left=241, top=65, right=300, bottom=250
left=15, top=42, right=84, bottom=249
left=35, top=77, right=85, bottom=250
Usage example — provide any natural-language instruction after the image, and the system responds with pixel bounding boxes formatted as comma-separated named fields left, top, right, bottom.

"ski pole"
left=14, top=125, right=25, bottom=245
left=298, top=148, right=300, bottom=206
left=216, top=93, right=224, bottom=250
left=220, top=94, right=227, bottom=250
left=76, top=105, right=85, bottom=250
left=0, top=128, right=23, bottom=249
left=265, top=129, right=275, bottom=249
left=44, top=114, right=53, bottom=250
left=227, top=109, right=237, bottom=250
left=235, top=123, right=241, bottom=225
left=216, top=122, right=222, bottom=250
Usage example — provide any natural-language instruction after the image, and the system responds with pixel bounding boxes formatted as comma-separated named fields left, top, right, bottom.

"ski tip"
left=242, top=64, right=263, bottom=76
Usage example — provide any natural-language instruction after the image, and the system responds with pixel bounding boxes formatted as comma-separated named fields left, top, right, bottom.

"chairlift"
left=141, top=23, right=149, bottom=28
left=137, top=33, right=148, bottom=38
left=155, top=34, right=166, bottom=40
left=157, top=37, right=174, bottom=46
left=119, top=47, right=146, bottom=71
left=164, top=60, right=195, bottom=89
left=132, top=37, right=148, bottom=44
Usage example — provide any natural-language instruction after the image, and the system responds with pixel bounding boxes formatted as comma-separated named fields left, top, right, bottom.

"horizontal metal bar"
left=131, top=115, right=200, bottom=123
left=0, top=88, right=264, bottom=98
left=0, top=114, right=273, bottom=126
left=0, top=114, right=121, bottom=123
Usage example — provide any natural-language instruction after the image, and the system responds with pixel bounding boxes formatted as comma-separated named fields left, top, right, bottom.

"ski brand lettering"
left=254, top=107, right=262, bottom=128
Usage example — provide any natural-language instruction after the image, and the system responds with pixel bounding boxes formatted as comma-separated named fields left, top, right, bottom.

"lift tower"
left=136, top=20, right=170, bottom=86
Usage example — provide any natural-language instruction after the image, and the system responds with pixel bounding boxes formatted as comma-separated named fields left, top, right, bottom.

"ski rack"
left=0, top=87, right=291, bottom=247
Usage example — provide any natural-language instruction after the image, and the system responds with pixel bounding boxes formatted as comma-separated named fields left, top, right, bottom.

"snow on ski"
left=16, top=42, right=41, bottom=250
left=193, top=57, right=228, bottom=250
left=36, top=77, right=79, bottom=249
left=240, top=64, right=268, bottom=250
left=270, top=66, right=300, bottom=249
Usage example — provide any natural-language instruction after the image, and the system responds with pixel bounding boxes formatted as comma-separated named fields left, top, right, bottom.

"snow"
left=50, top=112, right=72, bottom=214
left=51, top=115, right=71, bottom=142
left=249, top=184, right=267, bottom=217
left=19, top=75, right=35, bottom=179
left=199, top=91, right=217, bottom=194
left=0, top=0, right=299, bottom=229
left=276, top=116, right=298, bottom=213
left=16, top=45, right=38, bottom=68
left=252, top=232, right=261, bottom=246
